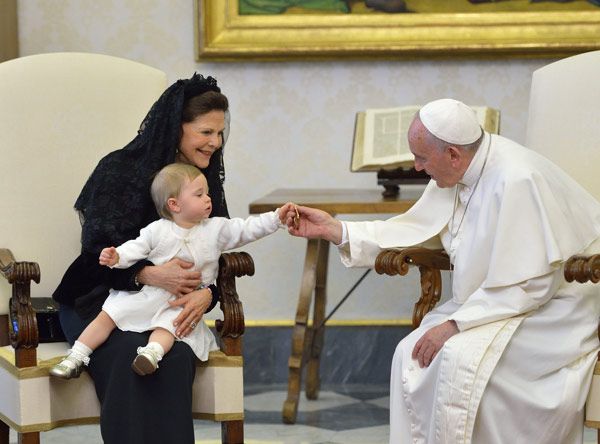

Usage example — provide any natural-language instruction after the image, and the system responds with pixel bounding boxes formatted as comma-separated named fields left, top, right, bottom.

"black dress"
left=53, top=74, right=229, bottom=444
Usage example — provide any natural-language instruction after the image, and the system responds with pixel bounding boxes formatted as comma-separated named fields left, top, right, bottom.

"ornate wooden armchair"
left=375, top=49, right=600, bottom=443
left=0, top=53, right=248, bottom=444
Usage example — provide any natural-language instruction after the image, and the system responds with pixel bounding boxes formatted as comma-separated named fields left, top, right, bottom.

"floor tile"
left=7, top=384, right=600, bottom=444
left=365, top=396, right=390, bottom=410
left=245, top=390, right=360, bottom=413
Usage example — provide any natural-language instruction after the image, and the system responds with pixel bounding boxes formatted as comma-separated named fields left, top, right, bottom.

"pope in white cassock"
left=283, top=99, right=600, bottom=444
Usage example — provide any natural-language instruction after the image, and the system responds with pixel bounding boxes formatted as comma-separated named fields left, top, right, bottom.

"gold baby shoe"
left=49, top=355, right=85, bottom=379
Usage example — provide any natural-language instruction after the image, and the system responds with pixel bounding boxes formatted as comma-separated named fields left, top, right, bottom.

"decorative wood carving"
left=565, top=253, right=600, bottom=368
left=216, top=252, right=253, bottom=357
left=0, top=248, right=39, bottom=367
left=564, top=254, right=600, bottom=284
left=375, top=248, right=451, bottom=328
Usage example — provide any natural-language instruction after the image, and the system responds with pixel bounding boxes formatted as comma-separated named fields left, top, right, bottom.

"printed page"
left=397, top=106, right=420, bottom=156
left=474, top=107, right=500, bottom=134
left=363, top=106, right=419, bottom=166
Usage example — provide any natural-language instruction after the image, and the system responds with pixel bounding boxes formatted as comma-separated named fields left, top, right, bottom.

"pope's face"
left=408, top=119, right=462, bottom=188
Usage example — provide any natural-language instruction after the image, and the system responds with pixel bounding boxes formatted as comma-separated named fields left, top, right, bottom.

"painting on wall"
left=195, top=0, right=600, bottom=60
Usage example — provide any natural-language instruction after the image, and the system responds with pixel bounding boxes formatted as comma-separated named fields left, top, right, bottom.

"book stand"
left=377, top=167, right=430, bottom=198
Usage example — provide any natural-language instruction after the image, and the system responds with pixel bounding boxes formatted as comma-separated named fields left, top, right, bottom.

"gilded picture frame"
left=195, top=0, right=600, bottom=61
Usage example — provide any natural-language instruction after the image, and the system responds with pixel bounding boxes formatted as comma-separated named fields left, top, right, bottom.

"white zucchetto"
left=419, top=98, right=482, bottom=145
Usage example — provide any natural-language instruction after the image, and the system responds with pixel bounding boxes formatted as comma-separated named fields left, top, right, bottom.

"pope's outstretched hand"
left=284, top=205, right=343, bottom=245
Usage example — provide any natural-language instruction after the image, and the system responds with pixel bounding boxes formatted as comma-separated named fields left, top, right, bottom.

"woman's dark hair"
left=182, top=91, right=228, bottom=123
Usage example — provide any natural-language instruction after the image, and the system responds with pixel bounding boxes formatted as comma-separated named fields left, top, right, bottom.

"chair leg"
left=0, top=420, right=8, bottom=444
left=221, top=419, right=243, bottom=444
left=17, top=431, right=40, bottom=444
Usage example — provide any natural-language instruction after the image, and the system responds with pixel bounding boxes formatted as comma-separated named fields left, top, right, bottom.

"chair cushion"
left=0, top=342, right=243, bottom=432
left=586, top=361, right=600, bottom=428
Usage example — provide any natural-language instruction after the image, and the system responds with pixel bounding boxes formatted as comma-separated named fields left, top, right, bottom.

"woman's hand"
left=284, top=205, right=343, bottom=244
left=136, top=258, right=201, bottom=297
left=170, top=287, right=212, bottom=338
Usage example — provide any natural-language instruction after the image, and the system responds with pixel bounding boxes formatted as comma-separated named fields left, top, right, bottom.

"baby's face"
left=176, top=174, right=212, bottom=223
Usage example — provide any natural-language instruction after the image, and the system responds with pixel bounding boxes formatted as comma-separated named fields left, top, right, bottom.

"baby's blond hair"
left=151, top=163, right=203, bottom=220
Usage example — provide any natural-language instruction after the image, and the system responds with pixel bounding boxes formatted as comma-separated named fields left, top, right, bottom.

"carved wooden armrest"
left=0, top=248, right=40, bottom=367
left=564, top=254, right=600, bottom=284
left=215, top=252, right=254, bottom=356
left=375, top=247, right=451, bottom=328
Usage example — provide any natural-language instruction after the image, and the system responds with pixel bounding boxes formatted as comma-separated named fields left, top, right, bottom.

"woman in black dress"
left=53, top=74, right=230, bottom=444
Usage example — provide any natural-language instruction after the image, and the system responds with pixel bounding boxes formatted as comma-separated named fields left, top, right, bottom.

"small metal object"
left=293, top=205, right=300, bottom=229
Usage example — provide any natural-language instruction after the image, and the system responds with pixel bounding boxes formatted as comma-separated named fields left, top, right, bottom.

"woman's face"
left=178, top=110, right=226, bottom=169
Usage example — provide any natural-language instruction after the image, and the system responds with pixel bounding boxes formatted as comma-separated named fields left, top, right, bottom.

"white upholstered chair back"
left=0, top=52, right=167, bottom=315
left=0, top=54, right=246, bottom=443
left=526, top=50, right=600, bottom=200
left=526, top=49, right=600, bottom=436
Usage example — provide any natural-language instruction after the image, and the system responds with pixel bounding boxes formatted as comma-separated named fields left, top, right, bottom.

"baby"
left=51, top=163, right=292, bottom=378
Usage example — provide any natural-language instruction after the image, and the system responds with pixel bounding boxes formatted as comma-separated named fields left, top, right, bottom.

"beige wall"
left=0, top=0, right=18, bottom=62
left=15, top=0, right=558, bottom=321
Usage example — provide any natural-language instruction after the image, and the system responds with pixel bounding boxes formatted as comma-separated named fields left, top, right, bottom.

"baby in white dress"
left=51, top=163, right=292, bottom=378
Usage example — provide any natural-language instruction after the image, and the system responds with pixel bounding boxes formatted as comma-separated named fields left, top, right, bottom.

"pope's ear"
left=447, top=145, right=462, bottom=164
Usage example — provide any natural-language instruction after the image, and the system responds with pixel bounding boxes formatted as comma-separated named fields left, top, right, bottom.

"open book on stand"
left=351, top=105, right=500, bottom=197
left=351, top=105, right=500, bottom=172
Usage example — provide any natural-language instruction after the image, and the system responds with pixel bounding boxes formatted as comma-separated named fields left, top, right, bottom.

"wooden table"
left=249, top=188, right=422, bottom=424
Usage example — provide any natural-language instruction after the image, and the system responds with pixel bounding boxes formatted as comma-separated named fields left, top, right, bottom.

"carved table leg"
left=306, top=239, right=329, bottom=400
left=282, top=239, right=319, bottom=424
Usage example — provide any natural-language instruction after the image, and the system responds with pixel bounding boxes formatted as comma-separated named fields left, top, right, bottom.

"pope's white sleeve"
left=217, top=210, right=281, bottom=251
left=112, top=224, right=156, bottom=268
left=337, top=220, right=384, bottom=268
left=336, top=221, right=349, bottom=246
left=448, top=268, right=562, bottom=331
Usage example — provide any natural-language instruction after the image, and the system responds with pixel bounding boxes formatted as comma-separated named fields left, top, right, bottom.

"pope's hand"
left=412, top=320, right=459, bottom=368
left=285, top=205, right=343, bottom=244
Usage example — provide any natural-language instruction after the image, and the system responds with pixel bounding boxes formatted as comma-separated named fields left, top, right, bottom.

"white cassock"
left=339, top=132, right=600, bottom=444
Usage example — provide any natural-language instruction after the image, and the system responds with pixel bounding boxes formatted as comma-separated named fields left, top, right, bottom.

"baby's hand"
left=99, top=247, right=119, bottom=267
left=278, top=202, right=299, bottom=228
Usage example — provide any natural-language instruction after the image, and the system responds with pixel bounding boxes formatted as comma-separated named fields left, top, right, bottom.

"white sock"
left=72, top=340, right=92, bottom=359
left=64, top=340, right=92, bottom=366
left=145, top=342, right=165, bottom=359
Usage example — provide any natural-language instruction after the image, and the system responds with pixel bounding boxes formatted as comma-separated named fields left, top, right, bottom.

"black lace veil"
left=75, top=73, right=229, bottom=254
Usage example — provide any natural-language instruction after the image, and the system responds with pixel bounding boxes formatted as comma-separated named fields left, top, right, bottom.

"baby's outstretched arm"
left=99, top=247, right=119, bottom=267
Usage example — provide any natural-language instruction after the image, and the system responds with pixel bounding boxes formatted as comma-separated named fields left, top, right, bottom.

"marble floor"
left=8, top=384, right=599, bottom=443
